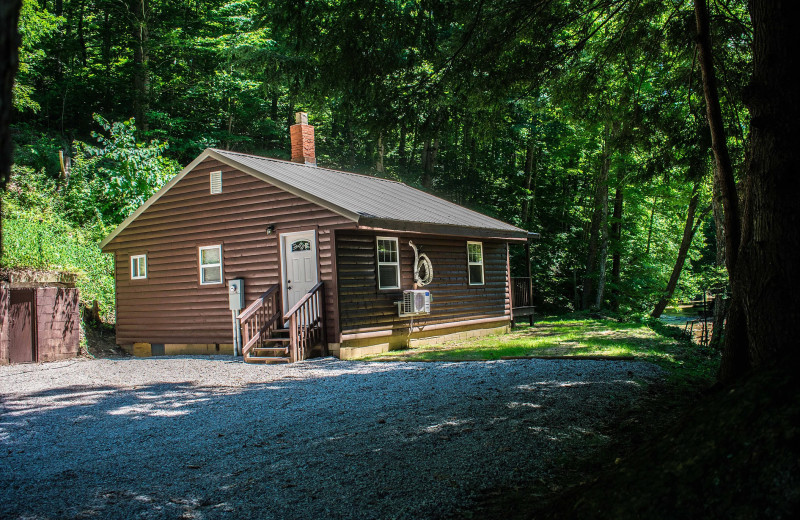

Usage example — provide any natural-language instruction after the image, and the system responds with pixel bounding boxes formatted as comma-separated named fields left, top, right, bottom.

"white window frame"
left=376, top=236, right=400, bottom=290
left=130, top=254, right=147, bottom=280
left=199, top=245, right=223, bottom=285
left=467, top=241, right=485, bottom=286
left=210, top=171, right=222, bottom=194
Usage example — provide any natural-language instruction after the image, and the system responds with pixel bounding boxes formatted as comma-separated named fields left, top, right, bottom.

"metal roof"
left=101, top=148, right=527, bottom=248
left=212, top=149, right=526, bottom=238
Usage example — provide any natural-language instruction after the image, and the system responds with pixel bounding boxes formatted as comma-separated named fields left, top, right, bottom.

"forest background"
left=1, top=0, right=750, bottom=327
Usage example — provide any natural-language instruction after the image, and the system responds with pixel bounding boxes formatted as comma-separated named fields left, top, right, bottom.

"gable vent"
left=210, top=171, right=222, bottom=194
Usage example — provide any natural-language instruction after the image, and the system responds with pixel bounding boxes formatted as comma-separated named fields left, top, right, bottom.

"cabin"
left=100, top=113, right=534, bottom=362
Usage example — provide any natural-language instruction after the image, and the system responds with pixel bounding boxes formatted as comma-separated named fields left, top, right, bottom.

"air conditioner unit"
left=399, top=289, right=431, bottom=317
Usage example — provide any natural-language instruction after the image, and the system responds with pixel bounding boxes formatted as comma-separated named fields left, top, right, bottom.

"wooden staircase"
left=246, top=327, right=291, bottom=363
left=237, top=283, right=326, bottom=364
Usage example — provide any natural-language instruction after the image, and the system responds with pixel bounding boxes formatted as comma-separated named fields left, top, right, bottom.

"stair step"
left=266, top=337, right=291, bottom=342
left=251, top=346, right=288, bottom=352
left=245, top=356, right=290, bottom=364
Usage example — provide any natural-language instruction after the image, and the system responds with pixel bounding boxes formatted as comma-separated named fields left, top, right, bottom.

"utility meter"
left=228, top=279, right=244, bottom=311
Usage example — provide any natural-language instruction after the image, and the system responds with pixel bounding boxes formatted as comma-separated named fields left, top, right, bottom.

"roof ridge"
left=211, top=148, right=405, bottom=185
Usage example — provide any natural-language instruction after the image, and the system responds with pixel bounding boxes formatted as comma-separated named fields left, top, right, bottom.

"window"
left=376, top=237, right=400, bottom=290
left=467, top=241, right=484, bottom=285
left=291, top=240, right=311, bottom=252
left=210, top=171, right=222, bottom=194
left=130, top=254, right=147, bottom=280
left=199, top=245, right=223, bottom=284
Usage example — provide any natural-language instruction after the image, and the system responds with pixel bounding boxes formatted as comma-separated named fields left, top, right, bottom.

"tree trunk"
left=709, top=177, right=727, bottom=348
left=582, top=144, right=610, bottom=310
left=695, top=0, right=740, bottom=276
left=421, top=137, right=438, bottom=189
left=594, top=174, right=611, bottom=309
left=610, top=185, right=624, bottom=311
left=0, top=0, right=21, bottom=188
left=77, top=0, right=87, bottom=66
left=0, top=0, right=21, bottom=261
left=645, top=196, right=656, bottom=255
left=270, top=94, right=278, bottom=121
left=398, top=124, right=407, bottom=167
left=132, top=0, right=150, bottom=132
left=520, top=142, right=537, bottom=225
left=102, top=9, right=111, bottom=98
left=651, top=183, right=704, bottom=318
left=376, top=132, right=385, bottom=173
left=720, top=0, right=800, bottom=380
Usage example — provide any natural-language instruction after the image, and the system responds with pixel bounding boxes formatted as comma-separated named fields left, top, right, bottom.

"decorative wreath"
left=409, top=240, right=434, bottom=286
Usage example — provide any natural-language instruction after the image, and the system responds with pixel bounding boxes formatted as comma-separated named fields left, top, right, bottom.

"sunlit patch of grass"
left=359, top=315, right=720, bottom=385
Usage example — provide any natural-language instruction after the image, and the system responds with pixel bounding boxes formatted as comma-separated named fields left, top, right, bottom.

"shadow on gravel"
left=1, top=358, right=660, bottom=519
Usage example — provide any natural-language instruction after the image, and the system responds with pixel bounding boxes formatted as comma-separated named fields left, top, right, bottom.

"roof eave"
left=99, top=149, right=216, bottom=250
left=357, top=217, right=529, bottom=241
left=207, top=149, right=362, bottom=223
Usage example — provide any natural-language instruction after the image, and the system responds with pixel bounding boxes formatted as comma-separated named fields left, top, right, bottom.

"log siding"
left=336, top=231, right=510, bottom=335
left=104, top=158, right=354, bottom=345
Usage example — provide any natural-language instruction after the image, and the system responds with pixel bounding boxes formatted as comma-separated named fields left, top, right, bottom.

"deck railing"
left=511, top=277, right=533, bottom=308
left=284, top=282, right=326, bottom=362
left=238, top=285, right=281, bottom=359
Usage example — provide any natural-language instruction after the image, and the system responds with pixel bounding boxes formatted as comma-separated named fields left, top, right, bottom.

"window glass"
left=199, top=245, right=223, bottom=284
left=377, top=237, right=400, bottom=289
left=291, top=240, right=311, bottom=252
left=467, top=242, right=484, bottom=285
left=131, top=255, right=147, bottom=279
left=201, top=246, right=220, bottom=265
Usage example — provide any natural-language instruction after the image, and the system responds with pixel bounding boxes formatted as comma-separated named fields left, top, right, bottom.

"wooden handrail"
left=511, top=276, right=533, bottom=308
left=283, top=281, right=324, bottom=320
left=238, top=285, right=279, bottom=322
left=284, top=282, right=326, bottom=362
left=238, top=284, right=281, bottom=359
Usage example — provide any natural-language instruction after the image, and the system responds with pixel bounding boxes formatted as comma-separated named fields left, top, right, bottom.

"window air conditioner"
left=399, top=289, right=431, bottom=317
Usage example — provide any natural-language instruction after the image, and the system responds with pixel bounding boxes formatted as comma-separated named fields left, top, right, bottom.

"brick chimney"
left=290, top=112, right=316, bottom=166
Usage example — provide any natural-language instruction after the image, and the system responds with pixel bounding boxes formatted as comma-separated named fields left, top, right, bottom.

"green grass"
left=2, top=207, right=115, bottom=322
left=360, top=315, right=720, bottom=385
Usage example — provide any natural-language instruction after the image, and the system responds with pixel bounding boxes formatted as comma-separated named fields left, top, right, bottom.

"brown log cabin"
left=100, top=113, right=534, bottom=362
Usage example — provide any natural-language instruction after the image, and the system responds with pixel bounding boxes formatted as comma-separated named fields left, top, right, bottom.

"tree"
left=1, top=0, right=22, bottom=185
left=651, top=180, right=711, bottom=318
left=1, top=0, right=23, bottom=260
left=717, top=0, right=800, bottom=380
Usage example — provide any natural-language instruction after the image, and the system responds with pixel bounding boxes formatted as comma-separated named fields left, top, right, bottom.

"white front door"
left=281, top=230, right=318, bottom=315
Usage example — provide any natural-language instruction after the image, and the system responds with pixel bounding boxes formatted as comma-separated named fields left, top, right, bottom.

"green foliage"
left=7, top=0, right=751, bottom=319
left=70, top=115, right=179, bottom=225
left=3, top=115, right=178, bottom=322
left=2, top=167, right=115, bottom=321
left=13, top=0, right=61, bottom=112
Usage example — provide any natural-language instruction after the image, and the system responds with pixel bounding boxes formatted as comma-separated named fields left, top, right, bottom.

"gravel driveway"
left=1, top=356, right=663, bottom=519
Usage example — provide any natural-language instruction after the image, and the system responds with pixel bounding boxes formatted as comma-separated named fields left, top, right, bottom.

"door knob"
left=288, top=286, right=293, bottom=290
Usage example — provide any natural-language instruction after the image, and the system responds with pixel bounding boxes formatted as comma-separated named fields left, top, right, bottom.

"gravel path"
left=1, top=356, right=663, bottom=519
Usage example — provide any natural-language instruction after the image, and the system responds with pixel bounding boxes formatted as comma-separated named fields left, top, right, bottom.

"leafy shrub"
left=65, top=114, right=179, bottom=227
left=2, top=168, right=115, bottom=321
left=2, top=115, right=180, bottom=323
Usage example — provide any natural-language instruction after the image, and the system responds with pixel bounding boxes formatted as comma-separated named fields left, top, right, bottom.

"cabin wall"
left=336, top=231, right=510, bottom=346
left=104, top=157, right=353, bottom=346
